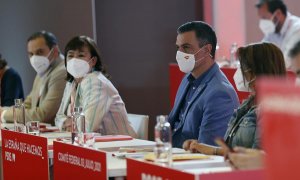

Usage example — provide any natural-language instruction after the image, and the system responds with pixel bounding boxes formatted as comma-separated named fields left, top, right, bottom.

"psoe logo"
left=141, top=173, right=163, bottom=180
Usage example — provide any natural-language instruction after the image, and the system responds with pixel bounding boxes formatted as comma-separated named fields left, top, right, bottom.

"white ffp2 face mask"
left=259, top=19, right=276, bottom=35
left=176, top=47, right=208, bottom=73
left=30, top=55, right=50, bottom=75
left=233, top=67, right=252, bottom=92
left=259, top=12, right=279, bottom=36
left=30, top=48, right=54, bottom=75
left=176, top=51, right=196, bottom=73
left=67, top=58, right=91, bottom=78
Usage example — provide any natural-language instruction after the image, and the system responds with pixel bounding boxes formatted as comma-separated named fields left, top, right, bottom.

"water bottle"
left=13, top=99, right=26, bottom=133
left=71, top=107, right=86, bottom=145
left=154, top=115, right=172, bottom=166
left=230, top=43, right=239, bottom=67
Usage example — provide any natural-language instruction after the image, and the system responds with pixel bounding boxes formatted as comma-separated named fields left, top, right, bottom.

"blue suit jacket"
left=169, top=63, right=239, bottom=148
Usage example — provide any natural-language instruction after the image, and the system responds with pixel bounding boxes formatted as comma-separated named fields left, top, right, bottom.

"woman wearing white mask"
left=183, top=42, right=286, bottom=155
left=55, top=36, right=137, bottom=137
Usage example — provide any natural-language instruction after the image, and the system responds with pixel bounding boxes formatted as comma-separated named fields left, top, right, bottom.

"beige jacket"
left=3, top=55, right=66, bottom=124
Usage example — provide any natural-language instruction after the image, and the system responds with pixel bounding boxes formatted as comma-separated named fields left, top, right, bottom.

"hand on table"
left=183, top=139, right=198, bottom=152
left=62, top=117, right=72, bottom=132
left=183, top=139, right=215, bottom=155
left=228, top=147, right=265, bottom=170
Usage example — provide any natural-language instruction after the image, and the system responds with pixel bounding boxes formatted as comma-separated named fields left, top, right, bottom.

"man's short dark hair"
left=256, top=0, right=287, bottom=16
left=177, top=21, right=217, bottom=58
left=289, top=41, right=300, bottom=58
left=27, top=31, right=58, bottom=49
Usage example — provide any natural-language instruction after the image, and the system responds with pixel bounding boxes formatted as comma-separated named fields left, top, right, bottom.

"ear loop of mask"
left=47, top=47, right=55, bottom=65
left=194, top=45, right=212, bottom=67
left=47, top=48, right=54, bottom=57
left=248, top=77, right=256, bottom=85
left=87, top=57, right=95, bottom=72
left=87, top=58, right=93, bottom=64
left=243, top=68, right=256, bottom=90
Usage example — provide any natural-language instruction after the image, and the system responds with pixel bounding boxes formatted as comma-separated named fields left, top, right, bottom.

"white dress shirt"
left=263, top=13, right=300, bottom=69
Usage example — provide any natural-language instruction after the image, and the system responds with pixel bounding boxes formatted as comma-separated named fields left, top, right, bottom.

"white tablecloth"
left=1, top=129, right=231, bottom=179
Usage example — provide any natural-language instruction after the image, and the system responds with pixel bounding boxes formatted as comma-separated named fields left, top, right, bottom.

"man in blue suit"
left=169, top=21, right=239, bottom=148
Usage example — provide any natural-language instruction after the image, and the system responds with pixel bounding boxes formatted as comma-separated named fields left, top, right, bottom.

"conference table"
left=46, top=133, right=230, bottom=178
left=0, top=124, right=232, bottom=179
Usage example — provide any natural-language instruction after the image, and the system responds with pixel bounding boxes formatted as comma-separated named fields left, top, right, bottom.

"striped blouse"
left=55, top=71, right=137, bottom=137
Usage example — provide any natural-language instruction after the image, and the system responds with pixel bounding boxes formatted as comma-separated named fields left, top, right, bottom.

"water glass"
left=81, top=132, right=96, bottom=148
left=26, top=121, right=40, bottom=136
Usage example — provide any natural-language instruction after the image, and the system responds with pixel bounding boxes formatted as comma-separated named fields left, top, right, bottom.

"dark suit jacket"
left=1, top=67, right=24, bottom=106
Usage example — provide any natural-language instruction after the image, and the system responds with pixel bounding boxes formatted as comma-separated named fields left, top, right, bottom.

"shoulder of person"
left=80, top=72, right=119, bottom=95
left=290, top=13, right=300, bottom=22
left=51, top=55, right=66, bottom=71
left=3, top=68, right=21, bottom=78
left=55, top=59, right=66, bottom=71
left=81, top=71, right=108, bottom=85
left=206, top=86, right=231, bottom=98
left=204, top=64, right=226, bottom=84
left=204, top=82, right=238, bottom=106
left=209, top=72, right=234, bottom=91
